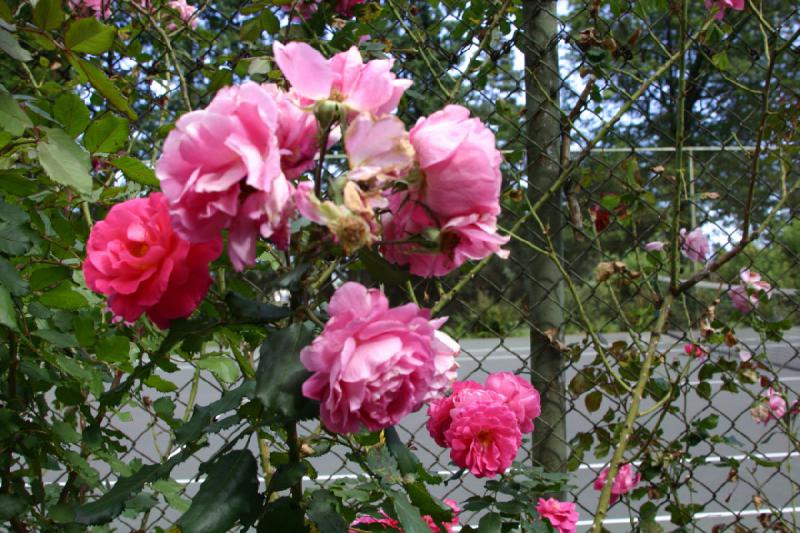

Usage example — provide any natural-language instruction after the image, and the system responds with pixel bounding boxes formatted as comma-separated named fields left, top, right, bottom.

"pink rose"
left=426, top=381, right=499, bottom=447
left=156, top=82, right=294, bottom=271
left=346, top=114, right=414, bottom=184
left=300, top=282, right=459, bottom=433
left=68, top=0, right=110, bottom=19
left=82, top=193, right=221, bottom=329
left=409, top=105, right=503, bottom=219
left=351, top=499, right=459, bottom=533
left=679, top=227, right=710, bottom=263
left=168, top=0, right=198, bottom=28
left=753, top=387, right=787, bottom=425
left=730, top=269, right=771, bottom=313
left=273, top=42, right=412, bottom=116
left=683, top=343, right=705, bottom=358
left=704, top=0, right=744, bottom=19
left=381, top=193, right=509, bottom=278
left=422, top=499, right=460, bottom=533
left=264, top=85, right=324, bottom=179
left=535, top=498, right=579, bottom=533
left=445, top=399, right=521, bottom=477
left=336, top=0, right=367, bottom=16
left=643, top=241, right=664, bottom=252
left=593, top=463, right=641, bottom=504
left=282, top=0, right=321, bottom=20
left=485, top=372, right=541, bottom=433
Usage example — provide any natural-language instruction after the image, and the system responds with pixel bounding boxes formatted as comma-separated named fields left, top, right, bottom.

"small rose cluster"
left=730, top=269, right=771, bottom=314
left=593, top=463, right=641, bottom=504
left=68, top=0, right=198, bottom=27
left=535, top=498, right=579, bottom=533
left=300, top=282, right=459, bottom=434
left=426, top=373, right=541, bottom=478
left=751, top=387, right=794, bottom=425
left=349, top=499, right=460, bottom=533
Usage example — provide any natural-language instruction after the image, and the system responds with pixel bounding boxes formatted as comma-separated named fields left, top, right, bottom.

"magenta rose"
left=82, top=193, right=221, bottom=329
left=156, top=82, right=295, bottom=271
left=593, top=463, right=641, bottom=504
left=535, top=498, right=579, bottom=533
left=300, top=282, right=459, bottom=433
left=485, top=372, right=541, bottom=433
left=426, top=381, right=498, bottom=447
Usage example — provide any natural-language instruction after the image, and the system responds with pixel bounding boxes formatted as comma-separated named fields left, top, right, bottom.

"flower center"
left=477, top=430, right=493, bottom=448
left=129, top=242, right=150, bottom=257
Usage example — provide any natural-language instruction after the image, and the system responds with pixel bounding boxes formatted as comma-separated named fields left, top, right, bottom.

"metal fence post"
left=521, top=0, right=568, bottom=479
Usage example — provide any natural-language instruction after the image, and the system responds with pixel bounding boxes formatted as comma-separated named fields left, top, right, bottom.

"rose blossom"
left=679, top=227, right=710, bottom=263
left=273, top=42, right=412, bottom=116
left=168, top=0, right=198, bottom=28
left=445, top=399, right=521, bottom=477
left=68, top=0, right=110, bottom=19
left=704, top=0, right=744, bottom=19
left=644, top=240, right=665, bottom=252
left=300, top=282, right=459, bottom=433
left=282, top=0, right=367, bottom=20
left=156, top=82, right=295, bottom=271
left=350, top=499, right=459, bottom=533
left=381, top=193, right=509, bottom=278
left=426, top=381, right=501, bottom=447
left=753, top=387, right=787, bottom=424
left=593, top=463, right=641, bottom=504
left=83, top=193, right=221, bottom=329
left=485, top=372, right=541, bottom=433
left=422, top=499, right=460, bottom=533
left=345, top=114, right=414, bottom=184
left=730, top=269, right=771, bottom=314
left=535, top=498, right=579, bottom=533
left=683, top=343, right=705, bottom=358
left=264, top=85, right=324, bottom=179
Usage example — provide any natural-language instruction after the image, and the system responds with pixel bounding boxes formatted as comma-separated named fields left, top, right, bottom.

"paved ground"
left=62, top=328, right=800, bottom=531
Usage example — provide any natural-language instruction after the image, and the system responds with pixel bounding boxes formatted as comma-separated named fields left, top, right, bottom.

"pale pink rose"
left=679, top=227, right=710, bottom=263
left=273, top=42, right=412, bottom=116
left=445, top=399, right=522, bottom=478
left=156, top=82, right=294, bottom=271
left=485, top=372, right=541, bottom=434
left=644, top=241, right=665, bottom=252
left=301, top=282, right=459, bottom=433
left=168, top=0, right=198, bottom=28
left=264, top=85, right=324, bottom=179
left=593, top=463, right=641, bottom=504
left=754, top=387, right=787, bottom=425
left=68, top=0, right=110, bottom=19
left=704, top=0, right=745, bottom=19
left=83, top=193, right=221, bottom=329
left=730, top=269, right=771, bottom=313
left=381, top=194, right=509, bottom=277
left=426, top=381, right=498, bottom=447
left=739, top=350, right=752, bottom=362
left=346, top=114, right=414, bottom=184
left=535, top=498, right=579, bottom=533
left=409, top=105, right=503, bottom=218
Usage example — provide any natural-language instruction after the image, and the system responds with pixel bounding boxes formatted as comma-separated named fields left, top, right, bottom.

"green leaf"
left=711, top=51, right=730, bottom=72
left=0, top=222, right=31, bottom=255
left=38, top=281, right=88, bottom=310
left=143, top=375, right=177, bottom=392
left=197, top=355, right=240, bottom=383
left=0, top=92, right=32, bottom=136
left=65, top=18, right=115, bottom=54
left=389, top=489, right=430, bottom=533
left=0, top=28, right=32, bottom=61
left=255, top=323, right=317, bottom=422
left=33, top=0, right=63, bottom=30
left=0, top=170, right=38, bottom=196
left=360, top=248, right=409, bottom=285
left=33, top=329, right=78, bottom=348
left=257, top=497, right=306, bottom=533
left=477, top=512, right=502, bottom=533
left=155, top=317, right=220, bottom=357
left=585, top=390, right=602, bottom=412
left=54, top=92, right=90, bottom=137
left=176, top=380, right=255, bottom=445
left=0, top=257, right=28, bottom=296
left=52, top=420, right=81, bottom=443
left=73, top=451, right=190, bottom=524
left=226, top=291, right=292, bottom=323
left=268, top=462, right=306, bottom=492
left=109, top=156, right=159, bottom=187
left=307, top=490, right=347, bottom=533
left=83, top=115, right=128, bottom=153
left=95, top=336, right=130, bottom=363
left=0, top=286, right=18, bottom=330
left=70, top=56, right=137, bottom=120
left=38, top=127, right=92, bottom=194
left=30, top=265, right=71, bottom=291
left=0, top=495, right=29, bottom=520
left=177, top=450, right=260, bottom=532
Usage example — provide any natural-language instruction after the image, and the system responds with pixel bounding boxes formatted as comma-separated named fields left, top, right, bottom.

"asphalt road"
left=57, top=328, right=800, bottom=531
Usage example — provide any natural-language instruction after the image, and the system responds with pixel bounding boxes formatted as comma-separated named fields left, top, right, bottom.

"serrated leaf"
left=389, top=489, right=430, bottom=533
left=255, top=323, right=317, bottom=422
left=0, top=28, right=32, bottom=61
left=196, top=355, right=240, bottom=383
left=109, top=156, right=158, bottom=187
left=269, top=462, right=306, bottom=492
left=83, top=115, right=128, bottom=153
left=33, top=0, right=63, bottom=30
left=143, top=375, right=177, bottom=392
left=0, top=170, right=37, bottom=196
left=0, top=92, right=32, bottom=136
left=38, top=127, right=92, bottom=194
left=307, top=490, right=347, bottom=533
left=65, top=18, right=115, bottom=54
left=70, top=56, right=137, bottom=120
left=38, top=281, right=88, bottom=310
left=54, top=92, right=90, bottom=137
left=177, top=450, right=260, bottom=532
left=95, top=336, right=130, bottom=363
left=0, top=222, right=31, bottom=255
left=0, top=257, right=28, bottom=296
left=0, top=286, right=18, bottom=330
left=176, top=380, right=254, bottom=445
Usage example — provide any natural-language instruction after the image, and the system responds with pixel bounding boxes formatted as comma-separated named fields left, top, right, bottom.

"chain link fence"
left=49, top=0, right=800, bottom=530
